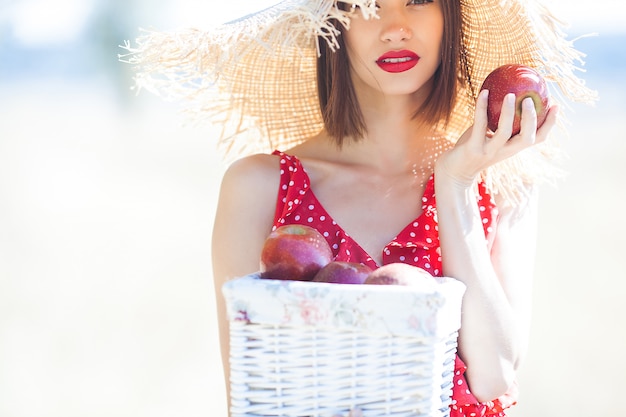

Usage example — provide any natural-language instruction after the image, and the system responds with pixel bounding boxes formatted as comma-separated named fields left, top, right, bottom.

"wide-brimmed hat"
left=120, top=0, right=596, bottom=202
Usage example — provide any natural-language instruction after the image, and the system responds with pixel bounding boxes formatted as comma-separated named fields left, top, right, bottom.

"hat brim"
left=121, top=0, right=597, bottom=202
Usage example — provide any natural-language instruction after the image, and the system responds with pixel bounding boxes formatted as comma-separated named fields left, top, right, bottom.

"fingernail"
left=507, top=93, right=516, bottom=105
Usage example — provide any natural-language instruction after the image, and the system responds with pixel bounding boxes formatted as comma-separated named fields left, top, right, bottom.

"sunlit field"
left=1, top=2, right=625, bottom=416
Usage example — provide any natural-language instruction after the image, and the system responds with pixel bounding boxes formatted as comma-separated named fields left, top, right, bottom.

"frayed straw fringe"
left=118, top=0, right=379, bottom=167
left=118, top=1, right=376, bottom=98
left=119, top=0, right=597, bottom=207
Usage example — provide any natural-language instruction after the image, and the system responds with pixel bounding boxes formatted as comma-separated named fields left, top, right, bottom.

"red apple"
left=364, top=263, right=434, bottom=286
left=259, top=224, right=333, bottom=281
left=312, top=261, right=373, bottom=285
left=480, top=64, right=550, bottom=136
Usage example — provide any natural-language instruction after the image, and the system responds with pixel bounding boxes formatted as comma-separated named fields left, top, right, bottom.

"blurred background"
left=0, top=1, right=624, bottom=416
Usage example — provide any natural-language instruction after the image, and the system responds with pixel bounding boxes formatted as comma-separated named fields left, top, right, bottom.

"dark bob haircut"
left=317, top=0, right=463, bottom=145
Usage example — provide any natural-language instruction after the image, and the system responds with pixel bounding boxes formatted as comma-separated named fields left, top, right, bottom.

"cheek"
left=434, top=34, right=443, bottom=65
left=343, top=33, right=368, bottom=72
left=342, top=22, right=365, bottom=53
left=428, top=7, right=445, bottom=55
left=429, top=21, right=445, bottom=64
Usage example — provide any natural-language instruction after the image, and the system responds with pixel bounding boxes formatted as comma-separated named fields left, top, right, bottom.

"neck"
left=344, top=95, right=442, bottom=171
left=357, top=75, right=436, bottom=141
left=323, top=125, right=447, bottom=180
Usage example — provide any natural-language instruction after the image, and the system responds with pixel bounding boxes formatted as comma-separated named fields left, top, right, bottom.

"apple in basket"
left=260, top=224, right=333, bottom=281
left=480, top=63, right=550, bottom=136
left=312, top=261, right=373, bottom=285
left=364, top=262, right=434, bottom=285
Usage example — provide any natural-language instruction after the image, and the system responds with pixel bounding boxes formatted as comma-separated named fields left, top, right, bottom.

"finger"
left=535, top=103, right=560, bottom=143
left=517, top=97, right=538, bottom=145
left=474, top=90, right=489, bottom=130
left=494, top=93, right=516, bottom=141
left=473, top=89, right=490, bottom=135
left=457, top=89, right=489, bottom=147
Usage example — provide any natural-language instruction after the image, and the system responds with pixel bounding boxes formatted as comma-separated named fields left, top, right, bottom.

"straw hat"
left=120, top=0, right=596, bottom=202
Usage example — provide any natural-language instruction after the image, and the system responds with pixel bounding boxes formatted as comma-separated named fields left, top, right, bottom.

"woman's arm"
left=434, top=90, right=558, bottom=402
left=435, top=178, right=539, bottom=402
left=211, top=153, right=280, bottom=408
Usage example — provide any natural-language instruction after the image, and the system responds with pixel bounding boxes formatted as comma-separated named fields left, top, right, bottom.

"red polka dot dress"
left=271, top=150, right=518, bottom=416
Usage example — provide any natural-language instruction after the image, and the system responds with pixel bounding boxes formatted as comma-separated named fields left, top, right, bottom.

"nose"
left=380, top=10, right=413, bottom=43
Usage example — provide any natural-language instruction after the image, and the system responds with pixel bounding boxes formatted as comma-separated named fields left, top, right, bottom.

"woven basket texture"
left=223, top=275, right=466, bottom=417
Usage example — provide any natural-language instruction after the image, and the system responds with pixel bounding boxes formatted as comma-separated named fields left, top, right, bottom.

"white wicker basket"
left=222, top=274, right=466, bottom=417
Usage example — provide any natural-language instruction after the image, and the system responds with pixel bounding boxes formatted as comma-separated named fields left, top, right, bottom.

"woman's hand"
left=433, top=88, right=558, bottom=401
left=436, top=89, right=559, bottom=187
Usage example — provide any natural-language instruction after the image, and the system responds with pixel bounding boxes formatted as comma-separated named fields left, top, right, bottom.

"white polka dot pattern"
left=273, top=151, right=498, bottom=274
left=271, top=150, right=515, bottom=417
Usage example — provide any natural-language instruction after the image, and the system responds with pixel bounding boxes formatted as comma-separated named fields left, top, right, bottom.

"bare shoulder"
left=217, top=152, right=282, bottom=229
left=218, top=153, right=281, bottom=207
left=213, top=152, right=282, bottom=280
left=221, top=153, right=281, bottom=189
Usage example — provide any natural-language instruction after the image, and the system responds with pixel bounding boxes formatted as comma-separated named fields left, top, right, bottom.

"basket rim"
left=222, top=274, right=466, bottom=338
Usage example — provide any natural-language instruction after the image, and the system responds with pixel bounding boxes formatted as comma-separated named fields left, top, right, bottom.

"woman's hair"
left=317, top=0, right=463, bottom=145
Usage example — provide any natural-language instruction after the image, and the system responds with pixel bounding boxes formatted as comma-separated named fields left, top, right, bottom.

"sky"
left=2, top=0, right=624, bottom=48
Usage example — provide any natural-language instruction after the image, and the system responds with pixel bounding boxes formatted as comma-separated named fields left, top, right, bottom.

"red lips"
left=376, top=50, right=420, bottom=73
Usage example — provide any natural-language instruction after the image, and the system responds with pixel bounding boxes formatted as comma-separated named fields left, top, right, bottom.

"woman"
left=214, top=1, right=549, bottom=415
left=124, top=0, right=595, bottom=415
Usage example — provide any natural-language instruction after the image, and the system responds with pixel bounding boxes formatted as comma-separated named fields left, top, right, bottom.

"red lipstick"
left=376, top=50, right=420, bottom=73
